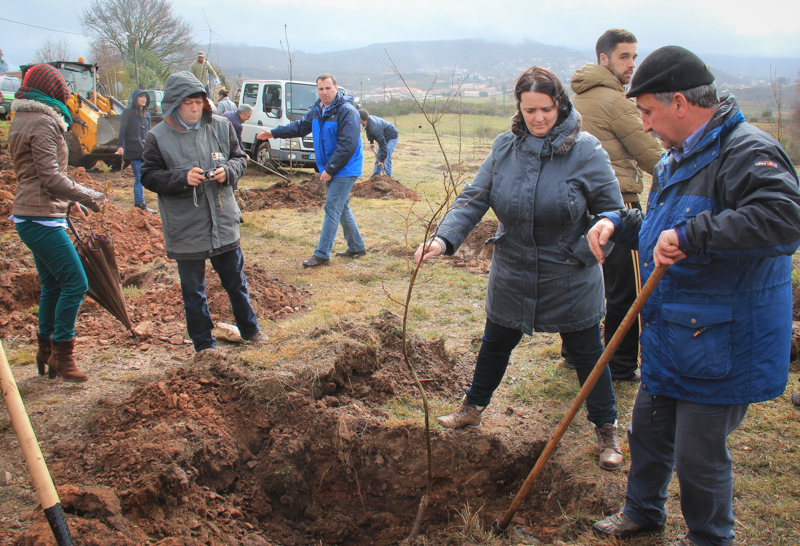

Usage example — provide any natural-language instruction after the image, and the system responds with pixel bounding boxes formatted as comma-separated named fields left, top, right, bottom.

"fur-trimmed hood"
left=11, top=98, right=69, bottom=133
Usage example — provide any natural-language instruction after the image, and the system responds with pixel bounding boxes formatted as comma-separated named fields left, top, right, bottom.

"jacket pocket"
left=558, top=180, right=583, bottom=224
left=661, top=302, right=733, bottom=379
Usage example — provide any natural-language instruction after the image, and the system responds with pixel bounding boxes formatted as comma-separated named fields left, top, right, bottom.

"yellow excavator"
left=15, top=59, right=126, bottom=169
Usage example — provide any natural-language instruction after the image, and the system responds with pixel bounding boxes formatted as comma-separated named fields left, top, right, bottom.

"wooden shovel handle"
left=0, top=342, right=74, bottom=545
left=495, top=264, right=668, bottom=533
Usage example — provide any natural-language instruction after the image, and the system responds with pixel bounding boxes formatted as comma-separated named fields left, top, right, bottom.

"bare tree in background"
left=281, top=25, right=296, bottom=174
left=88, top=39, right=125, bottom=97
left=80, top=0, right=196, bottom=75
left=769, top=64, right=786, bottom=144
left=33, top=38, right=75, bottom=64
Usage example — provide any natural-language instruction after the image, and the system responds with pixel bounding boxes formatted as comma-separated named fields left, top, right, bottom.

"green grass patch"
left=6, top=351, right=35, bottom=367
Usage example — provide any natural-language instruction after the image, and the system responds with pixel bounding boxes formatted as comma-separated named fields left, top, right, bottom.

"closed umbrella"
left=66, top=206, right=133, bottom=333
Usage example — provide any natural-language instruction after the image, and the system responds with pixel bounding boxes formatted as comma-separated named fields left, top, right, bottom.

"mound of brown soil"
left=238, top=178, right=327, bottom=212
left=351, top=175, right=418, bottom=201
left=441, top=219, right=498, bottom=276
left=13, top=313, right=612, bottom=546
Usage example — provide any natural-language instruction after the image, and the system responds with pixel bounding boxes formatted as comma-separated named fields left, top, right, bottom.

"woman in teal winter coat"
left=415, top=66, right=626, bottom=470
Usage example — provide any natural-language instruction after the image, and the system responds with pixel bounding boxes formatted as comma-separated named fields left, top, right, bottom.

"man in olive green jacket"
left=571, top=29, right=663, bottom=381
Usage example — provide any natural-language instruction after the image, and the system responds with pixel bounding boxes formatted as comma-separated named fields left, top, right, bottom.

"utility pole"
left=133, top=42, right=140, bottom=88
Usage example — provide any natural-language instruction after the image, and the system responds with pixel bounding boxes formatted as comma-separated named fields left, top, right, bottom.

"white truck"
left=236, top=79, right=320, bottom=172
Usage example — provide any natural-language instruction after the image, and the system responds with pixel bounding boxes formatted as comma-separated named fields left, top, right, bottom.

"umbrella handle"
left=0, top=342, right=74, bottom=545
left=65, top=202, right=88, bottom=241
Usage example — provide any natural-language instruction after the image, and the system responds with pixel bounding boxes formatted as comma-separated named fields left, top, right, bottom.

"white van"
left=236, top=79, right=320, bottom=171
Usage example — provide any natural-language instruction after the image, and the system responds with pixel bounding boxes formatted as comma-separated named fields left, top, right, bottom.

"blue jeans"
left=467, top=318, right=617, bottom=426
left=130, top=159, right=145, bottom=206
left=314, top=176, right=365, bottom=260
left=622, top=388, right=748, bottom=546
left=16, top=221, right=88, bottom=342
left=372, top=138, right=398, bottom=177
left=176, top=248, right=260, bottom=351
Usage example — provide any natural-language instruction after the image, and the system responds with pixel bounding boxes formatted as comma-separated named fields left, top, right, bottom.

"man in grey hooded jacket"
left=141, top=71, right=262, bottom=351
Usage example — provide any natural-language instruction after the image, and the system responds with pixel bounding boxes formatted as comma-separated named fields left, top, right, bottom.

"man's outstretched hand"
left=587, top=218, right=616, bottom=265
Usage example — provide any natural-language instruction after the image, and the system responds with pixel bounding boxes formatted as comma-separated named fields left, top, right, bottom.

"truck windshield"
left=57, top=63, right=95, bottom=96
left=285, top=83, right=318, bottom=115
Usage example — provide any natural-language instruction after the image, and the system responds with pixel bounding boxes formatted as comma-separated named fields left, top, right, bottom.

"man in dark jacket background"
left=358, top=109, right=399, bottom=177
left=571, top=29, right=663, bottom=381
left=141, top=71, right=262, bottom=352
left=221, top=103, right=253, bottom=150
left=257, top=73, right=365, bottom=267
left=116, top=89, right=155, bottom=213
left=588, top=47, right=800, bottom=546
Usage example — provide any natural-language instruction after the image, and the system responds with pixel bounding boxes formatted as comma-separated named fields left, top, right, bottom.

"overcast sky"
left=2, top=0, right=799, bottom=71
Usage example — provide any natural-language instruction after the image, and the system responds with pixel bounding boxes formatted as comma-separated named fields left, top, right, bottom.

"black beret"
left=627, top=46, right=715, bottom=98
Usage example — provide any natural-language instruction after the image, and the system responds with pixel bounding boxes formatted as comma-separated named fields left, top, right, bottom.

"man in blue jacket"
left=359, top=109, right=399, bottom=177
left=587, top=47, right=800, bottom=546
left=257, top=73, right=365, bottom=267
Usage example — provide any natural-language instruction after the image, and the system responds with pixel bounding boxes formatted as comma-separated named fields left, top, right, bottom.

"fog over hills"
left=214, top=39, right=799, bottom=91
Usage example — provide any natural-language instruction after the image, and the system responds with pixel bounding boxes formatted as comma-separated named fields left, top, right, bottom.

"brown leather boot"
left=47, top=337, right=88, bottom=382
left=36, top=333, right=55, bottom=378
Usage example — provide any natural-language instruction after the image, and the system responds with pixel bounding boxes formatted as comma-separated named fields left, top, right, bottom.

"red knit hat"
left=21, top=64, right=70, bottom=104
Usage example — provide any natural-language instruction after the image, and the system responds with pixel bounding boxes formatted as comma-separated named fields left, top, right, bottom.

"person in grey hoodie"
left=141, top=71, right=263, bottom=352
left=415, top=66, right=626, bottom=471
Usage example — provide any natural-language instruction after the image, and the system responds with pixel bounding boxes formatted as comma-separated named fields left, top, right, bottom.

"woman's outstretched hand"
left=414, top=238, right=444, bottom=267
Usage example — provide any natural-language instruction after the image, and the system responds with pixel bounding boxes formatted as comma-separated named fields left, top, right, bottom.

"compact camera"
left=204, top=170, right=216, bottom=180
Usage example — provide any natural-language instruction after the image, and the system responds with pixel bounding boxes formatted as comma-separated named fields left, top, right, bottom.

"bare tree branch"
left=33, top=38, right=75, bottom=63
left=80, top=0, right=196, bottom=74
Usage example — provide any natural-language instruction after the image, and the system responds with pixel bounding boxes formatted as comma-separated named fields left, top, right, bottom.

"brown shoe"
left=595, top=420, right=623, bottom=470
left=302, top=256, right=330, bottom=268
left=436, top=397, right=486, bottom=429
left=36, top=332, right=54, bottom=378
left=593, top=511, right=663, bottom=538
left=335, top=249, right=367, bottom=258
left=48, top=337, right=88, bottom=382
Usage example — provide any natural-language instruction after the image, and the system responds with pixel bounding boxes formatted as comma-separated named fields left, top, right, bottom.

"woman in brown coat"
left=9, top=64, right=105, bottom=381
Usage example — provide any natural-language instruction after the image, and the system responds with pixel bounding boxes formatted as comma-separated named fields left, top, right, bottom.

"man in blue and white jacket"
left=258, top=73, right=365, bottom=267
left=588, top=46, right=800, bottom=546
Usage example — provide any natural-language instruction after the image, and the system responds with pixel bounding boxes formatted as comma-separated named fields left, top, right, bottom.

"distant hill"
left=214, top=39, right=799, bottom=93
left=215, top=39, right=594, bottom=91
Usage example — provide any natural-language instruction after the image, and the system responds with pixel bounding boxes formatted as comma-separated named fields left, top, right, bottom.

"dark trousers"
left=176, top=248, right=260, bottom=351
left=622, top=388, right=748, bottom=546
left=466, top=317, right=617, bottom=427
left=603, top=201, right=642, bottom=380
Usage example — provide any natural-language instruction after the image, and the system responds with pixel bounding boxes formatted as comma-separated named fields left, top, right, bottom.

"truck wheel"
left=255, top=140, right=290, bottom=177
left=255, top=141, right=276, bottom=174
